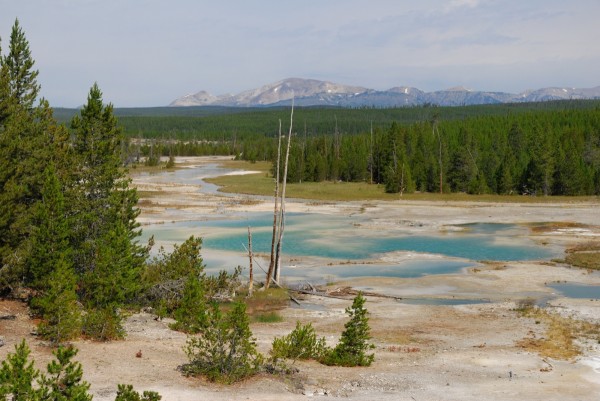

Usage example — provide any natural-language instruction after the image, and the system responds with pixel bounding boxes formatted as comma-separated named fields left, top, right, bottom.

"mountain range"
left=169, top=78, right=600, bottom=108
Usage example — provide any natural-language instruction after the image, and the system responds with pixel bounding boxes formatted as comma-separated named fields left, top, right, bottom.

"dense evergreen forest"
left=74, top=100, right=600, bottom=196
left=260, top=107, right=600, bottom=196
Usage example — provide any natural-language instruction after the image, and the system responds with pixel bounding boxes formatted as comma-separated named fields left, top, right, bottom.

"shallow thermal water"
left=138, top=163, right=559, bottom=283
left=144, top=212, right=553, bottom=263
left=548, top=283, right=600, bottom=299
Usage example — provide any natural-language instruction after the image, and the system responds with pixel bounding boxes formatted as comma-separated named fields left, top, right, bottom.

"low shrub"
left=81, top=306, right=125, bottom=341
left=115, top=384, right=162, bottom=401
left=271, top=321, right=327, bottom=360
left=183, top=301, right=263, bottom=384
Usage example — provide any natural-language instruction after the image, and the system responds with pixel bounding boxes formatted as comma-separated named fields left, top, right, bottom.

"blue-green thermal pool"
left=137, top=162, right=562, bottom=283
left=142, top=211, right=558, bottom=280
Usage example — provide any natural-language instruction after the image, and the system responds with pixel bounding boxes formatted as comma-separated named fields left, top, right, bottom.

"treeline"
left=121, top=103, right=600, bottom=196
left=55, top=99, right=600, bottom=142
left=234, top=108, right=600, bottom=196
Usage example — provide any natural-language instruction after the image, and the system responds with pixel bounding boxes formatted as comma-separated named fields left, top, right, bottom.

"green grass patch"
left=206, top=168, right=600, bottom=203
left=560, top=241, right=600, bottom=270
left=216, top=159, right=271, bottom=173
left=565, top=252, right=600, bottom=270
left=253, top=311, right=284, bottom=323
left=243, top=287, right=290, bottom=315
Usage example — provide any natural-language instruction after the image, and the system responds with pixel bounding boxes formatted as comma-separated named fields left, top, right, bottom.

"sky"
left=1, top=0, right=599, bottom=107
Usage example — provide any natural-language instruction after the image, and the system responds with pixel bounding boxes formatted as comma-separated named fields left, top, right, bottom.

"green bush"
left=115, top=384, right=162, bottom=401
left=183, top=301, right=263, bottom=384
left=271, top=321, right=327, bottom=360
left=253, top=312, right=284, bottom=323
left=81, top=306, right=125, bottom=341
left=169, top=273, right=208, bottom=333
left=142, top=237, right=240, bottom=322
left=320, top=292, right=375, bottom=367
left=30, top=259, right=82, bottom=345
left=144, top=236, right=205, bottom=285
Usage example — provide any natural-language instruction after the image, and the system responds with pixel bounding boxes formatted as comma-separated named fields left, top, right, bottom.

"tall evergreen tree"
left=0, top=36, right=11, bottom=123
left=24, top=165, right=71, bottom=287
left=69, top=83, right=146, bottom=310
left=0, top=20, right=62, bottom=290
left=2, top=19, right=39, bottom=110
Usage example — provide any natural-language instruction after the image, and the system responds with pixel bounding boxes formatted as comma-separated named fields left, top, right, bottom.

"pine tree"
left=170, top=273, right=208, bottom=334
left=0, top=340, right=40, bottom=401
left=25, top=165, right=72, bottom=288
left=2, top=19, right=39, bottom=109
left=37, top=346, right=92, bottom=401
left=32, top=258, right=82, bottom=344
left=321, top=292, right=375, bottom=367
left=0, top=20, right=61, bottom=291
left=69, top=84, right=146, bottom=311
left=0, top=36, right=11, bottom=123
left=1, top=342, right=160, bottom=400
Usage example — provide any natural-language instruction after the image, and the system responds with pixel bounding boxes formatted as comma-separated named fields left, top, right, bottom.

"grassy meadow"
left=206, top=160, right=600, bottom=204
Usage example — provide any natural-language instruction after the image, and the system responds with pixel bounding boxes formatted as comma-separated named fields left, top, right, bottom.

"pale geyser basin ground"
left=92, top=155, right=600, bottom=400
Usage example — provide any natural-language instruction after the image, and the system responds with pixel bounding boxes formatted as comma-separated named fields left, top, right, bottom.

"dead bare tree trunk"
left=370, top=121, right=373, bottom=185
left=265, top=120, right=283, bottom=289
left=438, top=130, right=443, bottom=195
left=432, top=114, right=443, bottom=194
left=274, top=99, right=294, bottom=283
left=400, top=162, right=405, bottom=197
left=247, top=226, right=254, bottom=296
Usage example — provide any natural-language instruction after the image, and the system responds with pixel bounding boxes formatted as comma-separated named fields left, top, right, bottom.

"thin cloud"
left=0, top=0, right=597, bottom=106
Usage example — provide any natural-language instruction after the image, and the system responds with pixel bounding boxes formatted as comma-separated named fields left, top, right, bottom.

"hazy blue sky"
left=1, top=0, right=598, bottom=107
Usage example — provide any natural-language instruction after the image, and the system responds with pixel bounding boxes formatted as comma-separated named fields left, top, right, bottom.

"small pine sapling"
left=320, top=292, right=375, bottom=367
left=0, top=340, right=39, bottom=401
left=114, top=384, right=162, bottom=401
left=38, top=345, right=92, bottom=401
left=170, top=273, right=208, bottom=333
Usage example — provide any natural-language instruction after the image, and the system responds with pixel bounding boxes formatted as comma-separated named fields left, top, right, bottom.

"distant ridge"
left=170, top=78, right=600, bottom=108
